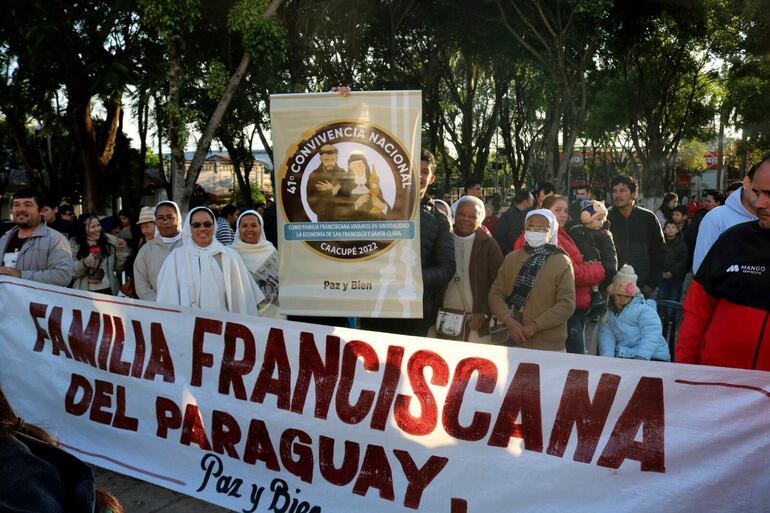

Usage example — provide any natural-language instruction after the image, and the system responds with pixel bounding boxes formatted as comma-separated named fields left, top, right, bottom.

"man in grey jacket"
left=0, top=189, right=73, bottom=286
left=133, top=200, right=184, bottom=301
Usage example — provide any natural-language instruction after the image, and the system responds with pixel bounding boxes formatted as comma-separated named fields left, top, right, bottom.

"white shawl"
left=156, top=206, right=264, bottom=315
left=230, top=210, right=276, bottom=273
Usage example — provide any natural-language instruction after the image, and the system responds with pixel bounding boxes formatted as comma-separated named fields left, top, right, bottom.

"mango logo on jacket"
left=725, top=264, right=766, bottom=275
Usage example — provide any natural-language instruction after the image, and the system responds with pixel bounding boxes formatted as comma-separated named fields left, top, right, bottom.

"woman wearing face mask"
left=434, top=196, right=503, bottom=342
left=514, top=194, right=606, bottom=354
left=488, top=209, right=576, bottom=350
left=156, top=206, right=264, bottom=314
left=231, top=210, right=282, bottom=318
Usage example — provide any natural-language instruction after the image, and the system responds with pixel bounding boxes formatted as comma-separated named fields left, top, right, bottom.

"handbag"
left=118, top=273, right=136, bottom=299
left=435, top=276, right=470, bottom=341
left=489, top=309, right=524, bottom=346
left=435, top=308, right=469, bottom=340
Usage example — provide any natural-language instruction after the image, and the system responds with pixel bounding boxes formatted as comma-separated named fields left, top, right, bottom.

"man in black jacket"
left=607, top=174, right=665, bottom=297
left=493, top=189, right=533, bottom=256
left=361, top=149, right=455, bottom=336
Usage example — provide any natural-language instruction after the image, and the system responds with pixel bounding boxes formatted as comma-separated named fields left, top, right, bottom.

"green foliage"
left=232, top=184, right=266, bottom=206
left=3, top=0, right=770, bottom=206
left=678, top=139, right=708, bottom=175
left=165, top=103, right=196, bottom=150
left=138, top=0, right=201, bottom=39
left=145, top=148, right=161, bottom=166
left=205, top=60, right=230, bottom=100
left=726, top=58, right=770, bottom=149
left=228, top=0, right=286, bottom=65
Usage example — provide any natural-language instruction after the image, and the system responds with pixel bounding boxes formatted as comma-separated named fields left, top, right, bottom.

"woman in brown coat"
left=436, top=195, right=503, bottom=342
left=488, top=209, right=576, bottom=351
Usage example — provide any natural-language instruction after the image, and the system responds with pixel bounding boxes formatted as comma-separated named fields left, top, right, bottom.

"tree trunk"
left=254, top=121, right=275, bottom=192
left=739, top=131, right=748, bottom=176
left=167, top=38, right=188, bottom=210
left=69, top=87, right=122, bottom=213
left=132, top=92, right=149, bottom=208
left=542, top=100, right=561, bottom=186
left=640, top=142, right=668, bottom=197
left=716, top=106, right=725, bottom=191
left=154, top=95, right=171, bottom=199
left=222, top=137, right=254, bottom=209
left=182, top=51, right=252, bottom=210
left=164, top=0, right=281, bottom=213
left=71, top=99, right=103, bottom=213
left=556, top=125, right=579, bottom=193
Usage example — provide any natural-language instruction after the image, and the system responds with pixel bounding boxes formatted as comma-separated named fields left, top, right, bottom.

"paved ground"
left=93, top=467, right=230, bottom=512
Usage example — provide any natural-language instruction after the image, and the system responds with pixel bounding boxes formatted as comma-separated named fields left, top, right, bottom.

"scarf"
left=508, top=209, right=561, bottom=310
left=160, top=233, right=182, bottom=244
left=230, top=210, right=276, bottom=274
left=508, top=243, right=563, bottom=310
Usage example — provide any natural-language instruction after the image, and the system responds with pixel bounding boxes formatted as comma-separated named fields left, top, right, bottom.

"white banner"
left=0, top=276, right=769, bottom=513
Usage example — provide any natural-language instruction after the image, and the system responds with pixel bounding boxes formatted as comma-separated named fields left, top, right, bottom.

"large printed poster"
left=271, top=91, right=422, bottom=317
left=1, top=277, right=770, bottom=512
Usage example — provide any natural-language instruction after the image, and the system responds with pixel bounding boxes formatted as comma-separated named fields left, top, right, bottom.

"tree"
left=495, top=60, right=547, bottom=191
left=494, top=0, right=612, bottom=189
left=437, top=47, right=500, bottom=185
left=678, top=139, right=707, bottom=175
left=0, top=120, right=20, bottom=199
left=627, top=45, right=715, bottom=192
left=139, top=0, right=285, bottom=212
left=0, top=0, right=139, bottom=211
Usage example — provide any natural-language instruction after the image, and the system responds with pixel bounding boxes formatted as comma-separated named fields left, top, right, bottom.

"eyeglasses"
left=319, top=150, right=337, bottom=155
left=155, top=215, right=176, bottom=223
left=190, top=221, right=214, bottom=229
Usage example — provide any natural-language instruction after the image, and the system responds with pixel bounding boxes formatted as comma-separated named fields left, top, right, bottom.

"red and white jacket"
left=677, top=221, right=770, bottom=370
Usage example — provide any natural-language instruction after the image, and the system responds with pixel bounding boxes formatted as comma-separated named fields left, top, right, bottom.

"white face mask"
left=524, top=230, right=549, bottom=247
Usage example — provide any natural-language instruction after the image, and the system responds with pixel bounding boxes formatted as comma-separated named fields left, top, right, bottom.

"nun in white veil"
left=156, top=206, right=264, bottom=315
left=231, top=210, right=282, bottom=318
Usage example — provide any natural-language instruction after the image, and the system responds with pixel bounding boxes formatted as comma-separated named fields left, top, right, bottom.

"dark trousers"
left=286, top=315, right=351, bottom=328
left=359, top=317, right=431, bottom=337
left=566, top=308, right=587, bottom=354
left=658, top=279, right=683, bottom=303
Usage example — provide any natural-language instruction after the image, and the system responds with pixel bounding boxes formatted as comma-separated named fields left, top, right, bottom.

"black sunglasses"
left=190, top=221, right=214, bottom=228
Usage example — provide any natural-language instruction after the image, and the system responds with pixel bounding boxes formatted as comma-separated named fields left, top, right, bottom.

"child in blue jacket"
left=599, top=264, right=671, bottom=361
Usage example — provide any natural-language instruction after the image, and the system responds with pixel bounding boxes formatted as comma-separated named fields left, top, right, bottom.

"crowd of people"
left=0, top=192, right=280, bottom=318
left=1, top=151, right=769, bottom=374
left=1, top=149, right=768, bottom=511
